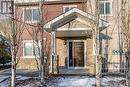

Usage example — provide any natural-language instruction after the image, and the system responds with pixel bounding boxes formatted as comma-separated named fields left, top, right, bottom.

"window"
left=99, top=0, right=112, bottom=15
left=1, top=1, right=13, bottom=14
left=24, top=8, right=40, bottom=22
left=63, top=5, right=77, bottom=12
left=24, top=42, right=33, bottom=56
left=23, top=41, right=41, bottom=57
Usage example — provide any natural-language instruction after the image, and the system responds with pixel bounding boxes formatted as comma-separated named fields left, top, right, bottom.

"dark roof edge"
left=15, top=0, right=87, bottom=6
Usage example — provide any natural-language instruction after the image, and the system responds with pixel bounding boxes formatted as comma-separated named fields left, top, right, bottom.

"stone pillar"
left=50, top=31, right=58, bottom=74
left=49, top=31, right=55, bottom=74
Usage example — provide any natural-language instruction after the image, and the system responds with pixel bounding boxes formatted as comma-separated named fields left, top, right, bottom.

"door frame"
left=67, top=40, right=86, bottom=69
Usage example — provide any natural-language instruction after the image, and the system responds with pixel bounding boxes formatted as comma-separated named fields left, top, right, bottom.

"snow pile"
left=0, top=75, right=9, bottom=82
left=22, top=82, right=41, bottom=87
left=0, top=75, right=127, bottom=87
left=0, top=75, right=33, bottom=87
left=16, top=75, right=32, bottom=80
left=101, top=76, right=126, bottom=87
left=0, top=80, right=10, bottom=87
left=0, top=75, right=10, bottom=87
left=47, top=76, right=127, bottom=87
left=47, top=76, right=95, bottom=87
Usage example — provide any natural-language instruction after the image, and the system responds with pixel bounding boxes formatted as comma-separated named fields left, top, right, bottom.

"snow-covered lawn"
left=0, top=75, right=33, bottom=87
left=47, top=76, right=127, bottom=87
left=0, top=75, right=127, bottom=87
left=0, top=75, right=10, bottom=87
left=0, top=79, right=10, bottom=87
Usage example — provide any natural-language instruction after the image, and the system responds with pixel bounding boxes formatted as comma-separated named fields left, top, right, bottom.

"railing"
left=102, top=57, right=127, bottom=75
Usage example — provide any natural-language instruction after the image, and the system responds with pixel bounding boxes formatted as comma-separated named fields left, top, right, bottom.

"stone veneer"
left=56, top=37, right=95, bottom=75
left=16, top=58, right=40, bottom=70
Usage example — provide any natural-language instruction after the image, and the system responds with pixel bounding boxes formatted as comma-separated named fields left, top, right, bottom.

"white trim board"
left=44, top=8, right=109, bottom=31
left=57, top=28, right=92, bottom=31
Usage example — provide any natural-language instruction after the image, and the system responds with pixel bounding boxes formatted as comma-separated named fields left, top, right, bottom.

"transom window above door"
left=63, top=5, right=77, bottom=13
left=99, top=0, right=112, bottom=16
left=23, top=7, right=40, bottom=23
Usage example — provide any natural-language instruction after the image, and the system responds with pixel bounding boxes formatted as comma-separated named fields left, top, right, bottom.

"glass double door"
left=68, top=41, right=84, bottom=68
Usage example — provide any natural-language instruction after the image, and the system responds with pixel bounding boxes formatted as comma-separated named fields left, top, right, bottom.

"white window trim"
left=63, top=5, right=77, bottom=13
left=23, top=7, right=40, bottom=23
left=99, top=0, right=113, bottom=16
left=23, top=40, right=41, bottom=58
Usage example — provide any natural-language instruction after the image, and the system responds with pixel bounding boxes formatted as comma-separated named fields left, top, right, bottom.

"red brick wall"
left=15, top=2, right=85, bottom=58
left=44, top=3, right=85, bottom=22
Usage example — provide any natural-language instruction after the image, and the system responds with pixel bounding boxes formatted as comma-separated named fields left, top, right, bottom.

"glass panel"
left=24, top=42, right=33, bottom=56
left=7, top=2, right=12, bottom=13
left=74, top=42, right=84, bottom=67
left=105, top=2, right=110, bottom=14
left=64, top=7, right=70, bottom=12
left=34, top=43, right=40, bottom=56
left=99, top=3, right=105, bottom=14
left=32, top=9, right=40, bottom=21
left=64, top=7, right=74, bottom=12
left=69, top=42, right=73, bottom=67
left=1, top=2, right=7, bottom=13
left=24, top=9, right=32, bottom=21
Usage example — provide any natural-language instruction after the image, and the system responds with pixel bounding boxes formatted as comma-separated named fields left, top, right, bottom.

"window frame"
left=63, top=5, right=77, bottom=13
left=99, top=0, right=112, bottom=16
left=23, top=40, right=41, bottom=58
left=23, top=7, right=40, bottom=23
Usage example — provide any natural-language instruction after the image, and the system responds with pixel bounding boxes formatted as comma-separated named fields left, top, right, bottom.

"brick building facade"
left=15, top=0, right=127, bottom=75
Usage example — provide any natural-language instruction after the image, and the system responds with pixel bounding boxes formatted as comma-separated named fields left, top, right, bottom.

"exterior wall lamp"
left=64, top=40, right=67, bottom=45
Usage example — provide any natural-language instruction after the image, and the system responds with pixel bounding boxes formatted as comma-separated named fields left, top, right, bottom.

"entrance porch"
left=56, top=37, right=94, bottom=75
left=44, top=8, right=108, bottom=75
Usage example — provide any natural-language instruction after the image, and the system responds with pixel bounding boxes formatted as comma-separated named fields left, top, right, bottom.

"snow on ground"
left=47, top=76, right=127, bottom=87
left=4, top=62, right=11, bottom=66
left=0, top=62, right=11, bottom=66
left=0, top=75, right=10, bottom=87
left=0, top=75, right=127, bottom=87
left=47, top=76, right=95, bottom=87
left=0, top=79, right=10, bottom=87
left=16, top=75, right=32, bottom=80
left=0, top=75, right=33, bottom=87
left=0, top=75, right=10, bottom=82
